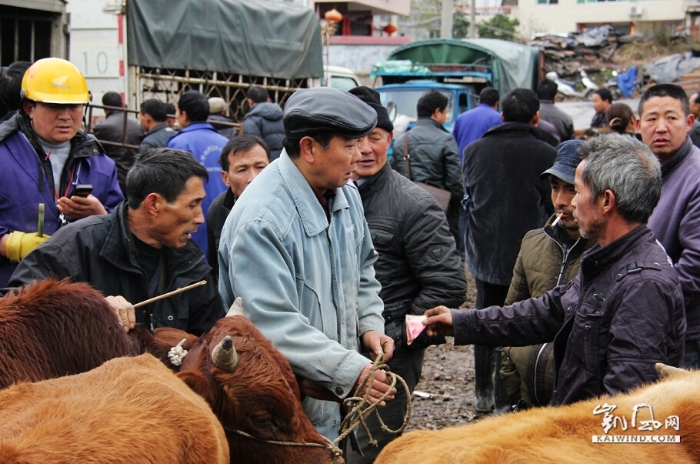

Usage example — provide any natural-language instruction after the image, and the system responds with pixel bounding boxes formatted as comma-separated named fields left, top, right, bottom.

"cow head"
left=169, top=312, right=339, bottom=464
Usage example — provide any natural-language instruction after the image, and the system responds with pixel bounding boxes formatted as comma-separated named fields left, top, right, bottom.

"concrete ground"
left=557, top=98, right=640, bottom=131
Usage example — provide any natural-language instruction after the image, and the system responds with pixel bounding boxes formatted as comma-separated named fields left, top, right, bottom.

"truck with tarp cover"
left=121, top=0, right=323, bottom=125
left=371, top=38, right=541, bottom=135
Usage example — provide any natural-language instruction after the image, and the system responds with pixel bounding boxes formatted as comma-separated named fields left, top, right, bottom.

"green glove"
left=5, top=231, right=50, bottom=263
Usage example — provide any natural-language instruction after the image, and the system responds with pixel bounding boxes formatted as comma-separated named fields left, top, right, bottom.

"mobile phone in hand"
left=72, top=184, right=93, bottom=198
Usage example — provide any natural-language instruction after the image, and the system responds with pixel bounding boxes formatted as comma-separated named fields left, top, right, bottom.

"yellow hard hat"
left=21, top=58, right=91, bottom=104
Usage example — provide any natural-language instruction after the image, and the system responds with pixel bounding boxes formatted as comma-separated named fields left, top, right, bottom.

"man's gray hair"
left=578, top=133, right=662, bottom=224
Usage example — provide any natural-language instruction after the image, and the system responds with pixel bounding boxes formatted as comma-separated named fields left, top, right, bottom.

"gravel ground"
left=404, top=270, right=486, bottom=432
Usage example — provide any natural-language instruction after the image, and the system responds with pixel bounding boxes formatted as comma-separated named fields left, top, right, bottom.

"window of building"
left=538, top=0, right=559, bottom=4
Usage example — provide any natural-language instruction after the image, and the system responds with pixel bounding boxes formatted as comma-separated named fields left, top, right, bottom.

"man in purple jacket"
left=424, top=134, right=685, bottom=406
left=639, top=84, right=700, bottom=368
left=0, top=58, right=123, bottom=287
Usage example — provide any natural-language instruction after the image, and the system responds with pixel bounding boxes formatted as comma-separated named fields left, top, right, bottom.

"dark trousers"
left=474, top=278, right=510, bottom=412
left=345, top=348, right=425, bottom=464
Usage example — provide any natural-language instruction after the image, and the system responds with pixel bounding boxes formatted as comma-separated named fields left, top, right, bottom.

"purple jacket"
left=451, top=225, right=685, bottom=406
left=648, top=138, right=700, bottom=341
left=0, top=113, right=123, bottom=286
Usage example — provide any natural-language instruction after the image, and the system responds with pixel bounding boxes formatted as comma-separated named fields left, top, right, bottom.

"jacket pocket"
left=577, top=312, right=603, bottom=376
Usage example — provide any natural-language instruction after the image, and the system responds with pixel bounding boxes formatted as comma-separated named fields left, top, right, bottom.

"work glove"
left=5, top=231, right=50, bottom=263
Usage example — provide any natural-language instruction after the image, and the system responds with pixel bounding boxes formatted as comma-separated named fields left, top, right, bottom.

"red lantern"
left=324, top=8, right=343, bottom=23
left=383, top=24, right=397, bottom=35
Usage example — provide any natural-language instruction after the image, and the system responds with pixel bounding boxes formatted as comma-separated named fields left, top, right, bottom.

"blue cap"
left=541, top=139, right=584, bottom=185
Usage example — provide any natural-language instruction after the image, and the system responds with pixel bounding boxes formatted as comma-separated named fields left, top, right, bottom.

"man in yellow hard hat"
left=0, top=57, right=123, bottom=287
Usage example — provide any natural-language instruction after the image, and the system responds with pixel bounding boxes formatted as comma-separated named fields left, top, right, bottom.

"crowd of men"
left=2, top=57, right=700, bottom=460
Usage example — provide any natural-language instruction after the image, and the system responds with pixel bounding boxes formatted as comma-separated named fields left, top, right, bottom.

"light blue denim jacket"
left=218, top=150, right=384, bottom=439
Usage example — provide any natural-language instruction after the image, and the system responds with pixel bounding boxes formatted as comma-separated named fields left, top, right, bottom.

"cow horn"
left=212, top=335, right=239, bottom=372
left=226, top=297, right=244, bottom=317
left=655, top=363, right=688, bottom=379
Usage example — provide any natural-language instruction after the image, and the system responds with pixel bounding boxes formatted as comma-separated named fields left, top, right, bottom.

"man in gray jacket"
left=391, top=90, right=463, bottom=247
left=640, top=84, right=700, bottom=368
left=219, top=87, right=395, bottom=441
left=242, top=86, right=284, bottom=161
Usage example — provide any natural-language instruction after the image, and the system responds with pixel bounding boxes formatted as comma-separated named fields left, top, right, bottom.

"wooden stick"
left=133, top=280, right=207, bottom=309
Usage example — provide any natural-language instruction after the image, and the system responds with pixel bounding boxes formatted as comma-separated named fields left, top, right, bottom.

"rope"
left=332, top=353, right=413, bottom=449
left=223, top=353, right=411, bottom=463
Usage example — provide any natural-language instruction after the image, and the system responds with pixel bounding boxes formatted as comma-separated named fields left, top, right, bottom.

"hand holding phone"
left=72, top=184, right=93, bottom=198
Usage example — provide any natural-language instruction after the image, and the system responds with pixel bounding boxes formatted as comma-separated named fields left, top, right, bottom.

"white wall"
left=518, top=0, right=685, bottom=36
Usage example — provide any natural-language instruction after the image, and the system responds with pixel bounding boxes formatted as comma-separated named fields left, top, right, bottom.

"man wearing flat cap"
left=345, top=86, right=467, bottom=462
left=218, top=87, right=396, bottom=440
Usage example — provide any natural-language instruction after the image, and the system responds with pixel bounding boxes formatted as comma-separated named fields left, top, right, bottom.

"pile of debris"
left=529, top=26, right=620, bottom=79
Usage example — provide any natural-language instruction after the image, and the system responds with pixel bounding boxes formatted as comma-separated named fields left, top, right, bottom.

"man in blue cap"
left=218, top=87, right=395, bottom=441
left=499, top=140, right=596, bottom=411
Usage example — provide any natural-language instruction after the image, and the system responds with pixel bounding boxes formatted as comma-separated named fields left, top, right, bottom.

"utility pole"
left=441, top=0, right=454, bottom=39
left=470, top=0, right=476, bottom=38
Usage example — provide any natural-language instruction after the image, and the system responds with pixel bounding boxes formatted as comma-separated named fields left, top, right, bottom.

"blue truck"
left=371, top=38, right=541, bottom=137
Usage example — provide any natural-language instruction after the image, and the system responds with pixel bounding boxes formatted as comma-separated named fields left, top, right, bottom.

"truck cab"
left=372, top=61, right=492, bottom=137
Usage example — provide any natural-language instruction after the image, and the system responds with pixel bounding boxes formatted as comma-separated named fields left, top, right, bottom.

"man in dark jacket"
left=391, top=90, right=463, bottom=248
left=640, top=84, right=700, bottom=368
left=463, top=88, right=558, bottom=412
left=345, top=87, right=467, bottom=463
left=10, top=148, right=225, bottom=336
left=242, top=86, right=284, bottom=161
left=92, top=91, right=144, bottom=194
left=425, top=134, right=686, bottom=406
left=537, top=79, right=575, bottom=142
left=138, top=98, right=175, bottom=153
left=500, top=140, right=596, bottom=410
left=207, top=135, right=270, bottom=282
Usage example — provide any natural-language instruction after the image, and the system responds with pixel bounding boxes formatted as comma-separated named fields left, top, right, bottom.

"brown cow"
left=0, top=353, right=229, bottom=464
left=376, top=364, right=699, bottom=464
left=0, top=279, right=337, bottom=464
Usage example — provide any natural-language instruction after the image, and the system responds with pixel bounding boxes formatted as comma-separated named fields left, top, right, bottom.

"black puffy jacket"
left=358, top=163, right=467, bottom=350
left=9, top=202, right=225, bottom=336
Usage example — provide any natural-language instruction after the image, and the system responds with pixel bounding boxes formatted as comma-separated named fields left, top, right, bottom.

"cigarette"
left=552, top=213, right=563, bottom=227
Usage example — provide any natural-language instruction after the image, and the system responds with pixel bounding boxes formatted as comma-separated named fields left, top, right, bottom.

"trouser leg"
left=683, top=339, right=700, bottom=369
left=345, top=348, right=425, bottom=464
left=473, top=278, right=508, bottom=413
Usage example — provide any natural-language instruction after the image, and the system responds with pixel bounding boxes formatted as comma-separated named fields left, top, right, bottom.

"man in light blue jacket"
left=218, top=87, right=395, bottom=441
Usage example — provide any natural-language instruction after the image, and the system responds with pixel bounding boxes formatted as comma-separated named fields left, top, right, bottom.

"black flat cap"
left=283, top=87, right=377, bottom=139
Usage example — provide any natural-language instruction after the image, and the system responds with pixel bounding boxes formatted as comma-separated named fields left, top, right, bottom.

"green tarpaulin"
left=385, top=38, right=541, bottom=95
left=127, top=0, right=324, bottom=80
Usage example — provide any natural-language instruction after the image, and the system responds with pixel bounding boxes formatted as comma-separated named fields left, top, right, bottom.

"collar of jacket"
left=482, top=121, right=559, bottom=147
left=278, top=149, right=351, bottom=237
left=416, top=117, right=448, bottom=133
left=144, top=122, right=170, bottom=137
left=543, top=213, right=596, bottom=251
left=579, top=224, right=650, bottom=277
left=660, top=136, right=693, bottom=178
left=101, top=201, right=204, bottom=277
left=356, top=161, right=392, bottom=198
left=221, top=188, right=237, bottom=211
left=177, top=122, right=218, bottom=134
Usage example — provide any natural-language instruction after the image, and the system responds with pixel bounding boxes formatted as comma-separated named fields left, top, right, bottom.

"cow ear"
left=177, top=370, right=216, bottom=405
left=655, top=363, right=689, bottom=379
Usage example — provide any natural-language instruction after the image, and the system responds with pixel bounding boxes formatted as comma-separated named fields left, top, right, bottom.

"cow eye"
left=251, top=413, right=273, bottom=428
